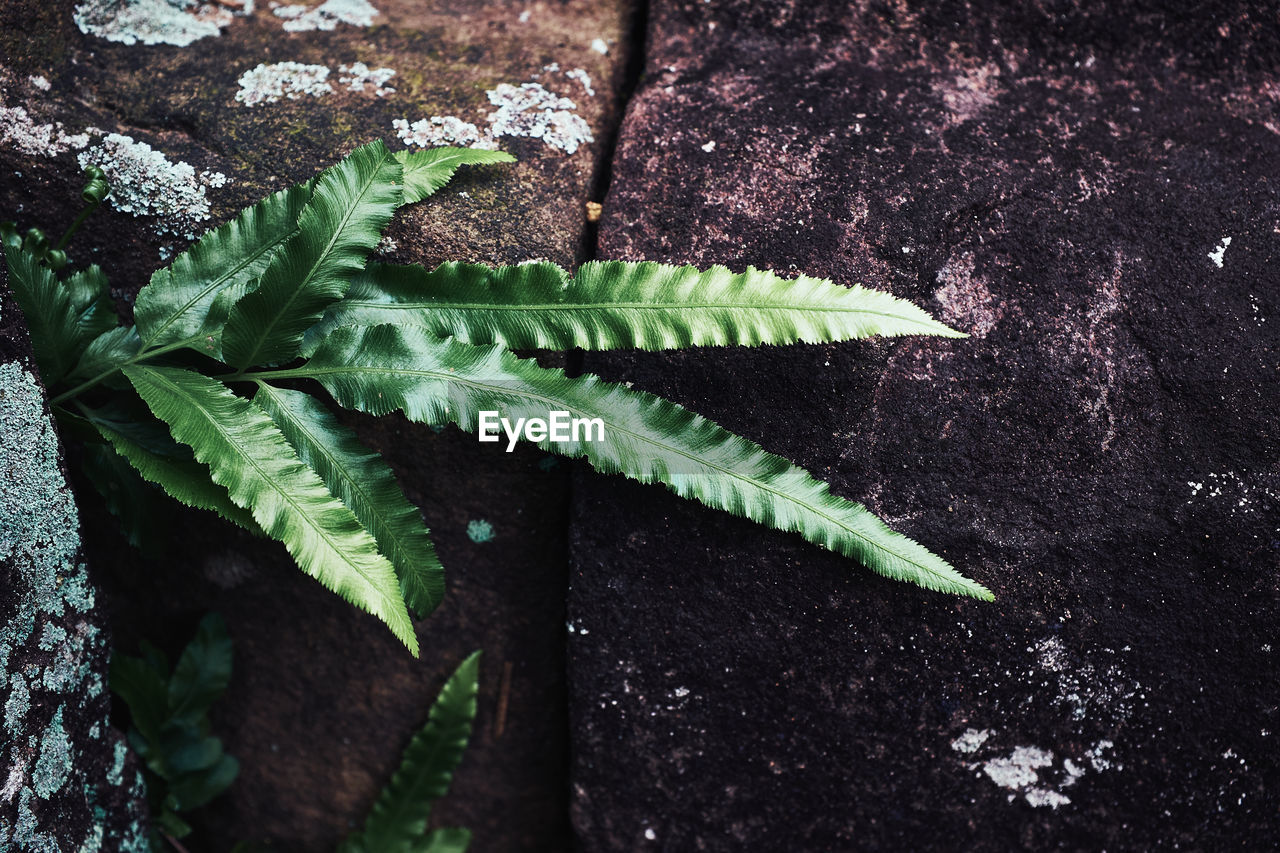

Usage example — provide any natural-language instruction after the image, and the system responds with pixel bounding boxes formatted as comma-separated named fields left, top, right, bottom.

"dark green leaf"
left=255, top=383, right=443, bottom=615
left=416, top=828, right=472, bottom=853
left=64, top=325, right=140, bottom=391
left=168, top=612, right=233, bottom=724
left=222, top=141, right=403, bottom=369
left=356, top=651, right=480, bottom=851
left=123, top=365, right=418, bottom=654
left=308, top=260, right=962, bottom=354
left=133, top=182, right=313, bottom=355
left=3, top=240, right=81, bottom=384
left=167, top=753, right=239, bottom=810
left=395, top=148, right=515, bottom=205
left=300, top=326, right=991, bottom=600
left=110, top=654, right=169, bottom=745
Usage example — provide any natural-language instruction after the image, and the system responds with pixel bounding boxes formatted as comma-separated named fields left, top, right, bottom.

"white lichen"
left=28, top=75, right=51, bottom=92
left=0, top=102, right=90, bottom=158
left=950, top=727, right=993, bottom=754
left=77, top=133, right=220, bottom=239
left=235, top=62, right=333, bottom=107
left=271, top=0, right=377, bottom=31
left=1209, top=236, right=1231, bottom=268
left=566, top=67, right=595, bottom=97
left=486, top=82, right=592, bottom=154
left=338, top=62, right=395, bottom=96
left=590, top=38, right=609, bottom=55
left=73, top=0, right=248, bottom=47
left=392, top=116, right=497, bottom=150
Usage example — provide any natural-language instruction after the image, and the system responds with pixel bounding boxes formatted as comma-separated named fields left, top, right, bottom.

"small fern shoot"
left=340, top=651, right=482, bottom=853
left=2, top=140, right=989, bottom=657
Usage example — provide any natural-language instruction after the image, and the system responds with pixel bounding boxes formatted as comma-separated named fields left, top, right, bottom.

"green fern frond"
left=62, top=264, right=117, bottom=341
left=305, top=259, right=962, bottom=353
left=64, top=326, right=140, bottom=391
left=254, top=383, right=444, bottom=615
left=349, top=651, right=481, bottom=853
left=83, top=401, right=261, bottom=534
left=123, top=365, right=419, bottom=654
left=288, top=325, right=991, bottom=600
left=133, top=182, right=313, bottom=355
left=3, top=244, right=83, bottom=385
left=415, top=828, right=472, bottom=853
left=221, top=141, right=403, bottom=369
left=396, top=148, right=516, bottom=205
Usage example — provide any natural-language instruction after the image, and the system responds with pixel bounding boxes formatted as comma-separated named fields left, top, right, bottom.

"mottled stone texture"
left=0, top=274, right=149, bottom=849
left=1, top=0, right=635, bottom=849
left=570, top=1, right=1279, bottom=849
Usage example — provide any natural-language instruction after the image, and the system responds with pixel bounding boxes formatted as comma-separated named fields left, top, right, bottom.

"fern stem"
left=49, top=337, right=200, bottom=405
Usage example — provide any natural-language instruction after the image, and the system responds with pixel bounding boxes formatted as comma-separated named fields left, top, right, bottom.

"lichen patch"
left=73, top=0, right=249, bottom=47
left=486, top=82, right=593, bottom=154
left=392, top=116, right=498, bottom=150
left=235, top=62, right=333, bottom=107
left=338, top=62, right=395, bottom=96
left=77, top=133, right=224, bottom=239
left=270, top=0, right=377, bottom=32
left=0, top=96, right=91, bottom=158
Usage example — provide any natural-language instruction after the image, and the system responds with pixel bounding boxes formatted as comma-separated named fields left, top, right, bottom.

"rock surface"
left=2, top=0, right=636, bottom=849
left=0, top=272, right=149, bottom=850
left=569, top=1, right=1279, bottom=849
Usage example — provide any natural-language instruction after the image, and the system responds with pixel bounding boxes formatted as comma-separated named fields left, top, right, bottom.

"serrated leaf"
left=133, top=182, right=313, bottom=354
left=168, top=612, right=233, bottom=724
left=255, top=384, right=443, bottom=615
left=85, top=399, right=262, bottom=534
left=416, top=828, right=472, bottom=853
left=110, top=653, right=169, bottom=745
left=80, top=442, right=168, bottom=554
left=297, top=326, right=990, bottom=600
left=305, top=260, right=962, bottom=354
left=3, top=242, right=81, bottom=384
left=222, top=141, right=403, bottom=369
left=63, top=264, right=117, bottom=341
left=122, top=365, right=418, bottom=654
left=355, top=651, right=480, bottom=852
left=65, top=325, right=140, bottom=391
left=395, top=148, right=515, bottom=205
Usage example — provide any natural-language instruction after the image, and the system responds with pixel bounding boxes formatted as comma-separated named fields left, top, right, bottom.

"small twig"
left=494, top=660, right=513, bottom=739
left=164, top=833, right=194, bottom=853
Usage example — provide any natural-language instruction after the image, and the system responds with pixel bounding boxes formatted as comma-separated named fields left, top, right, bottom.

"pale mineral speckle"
left=74, top=0, right=246, bottom=46
left=566, top=67, right=595, bottom=97
left=235, top=62, right=333, bottom=107
left=486, top=82, right=593, bottom=154
left=1208, top=235, right=1231, bottom=268
left=271, top=0, right=377, bottom=31
left=950, top=727, right=993, bottom=754
left=982, top=745, right=1054, bottom=790
left=338, top=62, right=395, bottom=96
left=393, top=116, right=498, bottom=150
left=673, top=687, right=690, bottom=698
left=643, top=828, right=657, bottom=841
left=1086, top=739, right=1116, bottom=772
left=77, top=133, right=219, bottom=239
left=518, top=9, right=530, bottom=23
left=935, top=251, right=1002, bottom=338
left=701, top=140, right=716, bottom=152
left=591, top=38, right=609, bottom=55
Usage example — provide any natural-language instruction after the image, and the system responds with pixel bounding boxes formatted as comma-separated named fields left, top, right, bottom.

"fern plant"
left=340, top=651, right=481, bottom=853
left=110, top=613, right=238, bottom=850
left=3, top=141, right=990, bottom=655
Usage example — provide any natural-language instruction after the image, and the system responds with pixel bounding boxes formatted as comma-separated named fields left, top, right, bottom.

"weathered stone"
left=2, top=0, right=636, bottom=848
left=0, top=270, right=149, bottom=851
left=570, top=1, right=1279, bottom=849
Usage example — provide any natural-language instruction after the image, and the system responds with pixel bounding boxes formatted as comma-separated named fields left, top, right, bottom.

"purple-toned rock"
left=569, top=1, right=1279, bottom=849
